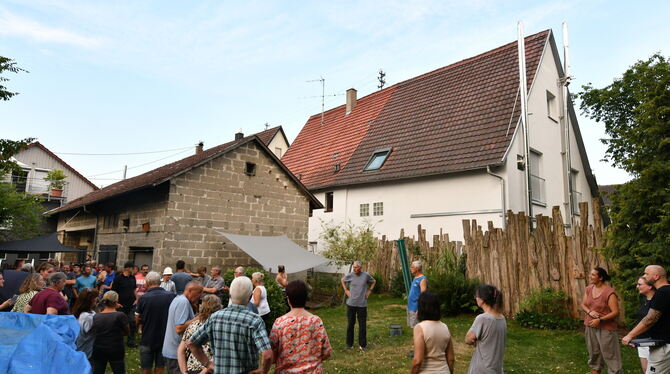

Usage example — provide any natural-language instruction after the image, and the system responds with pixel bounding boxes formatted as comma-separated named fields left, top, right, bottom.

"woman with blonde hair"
left=91, top=291, right=129, bottom=374
left=12, top=273, right=44, bottom=312
left=178, top=294, right=222, bottom=374
left=251, top=272, right=271, bottom=330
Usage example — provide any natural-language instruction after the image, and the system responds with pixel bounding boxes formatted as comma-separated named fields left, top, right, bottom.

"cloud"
left=0, top=9, right=102, bottom=48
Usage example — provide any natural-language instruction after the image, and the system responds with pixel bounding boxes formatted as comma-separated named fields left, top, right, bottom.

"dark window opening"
left=325, top=192, right=333, bottom=212
left=334, top=163, right=340, bottom=173
left=122, top=218, right=130, bottom=231
left=245, top=162, right=256, bottom=176
left=97, top=245, right=118, bottom=265
left=103, top=215, right=119, bottom=229
left=364, top=148, right=392, bottom=171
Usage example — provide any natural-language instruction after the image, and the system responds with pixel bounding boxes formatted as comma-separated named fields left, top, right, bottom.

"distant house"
left=4, top=142, right=98, bottom=209
left=49, top=127, right=321, bottom=269
left=282, top=29, right=600, bottom=251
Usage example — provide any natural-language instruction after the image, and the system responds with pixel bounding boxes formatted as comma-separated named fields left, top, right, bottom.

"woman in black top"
left=635, top=276, right=656, bottom=373
left=91, top=291, right=129, bottom=374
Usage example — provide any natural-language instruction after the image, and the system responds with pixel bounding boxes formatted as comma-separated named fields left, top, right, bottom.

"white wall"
left=309, top=170, right=504, bottom=249
left=267, top=132, right=289, bottom=159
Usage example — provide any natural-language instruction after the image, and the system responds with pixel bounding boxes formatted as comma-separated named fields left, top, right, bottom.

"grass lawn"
left=116, top=295, right=642, bottom=373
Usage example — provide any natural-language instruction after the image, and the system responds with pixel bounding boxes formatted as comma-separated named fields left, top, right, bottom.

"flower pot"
left=50, top=188, right=63, bottom=197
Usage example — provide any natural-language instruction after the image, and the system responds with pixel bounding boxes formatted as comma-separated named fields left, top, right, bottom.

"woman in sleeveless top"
left=251, top=272, right=271, bottom=331
left=581, top=267, right=622, bottom=374
left=410, top=292, right=454, bottom=374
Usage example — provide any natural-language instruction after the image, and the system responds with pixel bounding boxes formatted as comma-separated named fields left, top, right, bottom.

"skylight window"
left=364, top=148, right=392, bottom=171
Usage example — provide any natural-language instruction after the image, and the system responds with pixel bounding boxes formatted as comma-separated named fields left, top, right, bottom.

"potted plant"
left=44, top=169, right=67, bottom=197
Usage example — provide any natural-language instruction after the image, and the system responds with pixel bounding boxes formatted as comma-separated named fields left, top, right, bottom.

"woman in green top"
left=12, top=274, right=44, bottom=312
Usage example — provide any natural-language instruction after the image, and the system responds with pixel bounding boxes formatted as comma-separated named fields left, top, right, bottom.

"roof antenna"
left=264, top=122, right=269, bottom=130
left=377, top=69, right=386, bottom=89
left=307, top=76, right=325, bottom=125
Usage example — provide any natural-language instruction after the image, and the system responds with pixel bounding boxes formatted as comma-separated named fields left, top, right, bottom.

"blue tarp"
left=0, top=313, right=91, bottom=374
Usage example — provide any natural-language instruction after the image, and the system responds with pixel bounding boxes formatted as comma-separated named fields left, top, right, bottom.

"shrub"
left=390, top=269, right=405, bottom=298
left=515, top=288, right=580, bottom=330
left=426, top=269, right=479, bottom=316
left=371, top=273, right=385, bottom=294
left=223, top=267, right=287, bottom=326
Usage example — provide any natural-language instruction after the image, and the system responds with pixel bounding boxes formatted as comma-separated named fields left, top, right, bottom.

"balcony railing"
left=530, top=174, right=546, bottom=205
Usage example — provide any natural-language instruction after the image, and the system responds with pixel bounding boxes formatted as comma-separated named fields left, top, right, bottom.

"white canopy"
left=217, top=232, right=331, bottom=274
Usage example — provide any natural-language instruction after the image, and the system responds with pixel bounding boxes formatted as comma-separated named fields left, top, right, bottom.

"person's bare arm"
left=623, top=308, right=663, bottom=345
left=46, top=307, right=58, bottom=315
left=65, top=279, right=76, bottom=285
left=465, top=330, right=477, bottom=345
left=253, top=287, right=261, bottom=306
left=366, top=279, right=377, bottom=298
left=410, top=325, right=425, bottom=374
left=252, top=349, right=273, bottom=374
left=341, top=279, right=350, bottom=298
left=419, top=277, right=427, bottom=293
left=177, top=340, right=188, bottom=374
left=446, top=338, right=455, bottom=373
left=23, top=304, right=32, bottom=313
left=582, top=288, right=600, bottom=318
left=187, top=340, right=213, bottom=372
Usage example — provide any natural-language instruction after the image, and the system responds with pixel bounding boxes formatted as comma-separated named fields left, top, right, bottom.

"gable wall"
left=14, top=146, right=96, bottom=200
left=162, top=142, right=310, bottom=271
left=267, top=132, right=289, bottom=159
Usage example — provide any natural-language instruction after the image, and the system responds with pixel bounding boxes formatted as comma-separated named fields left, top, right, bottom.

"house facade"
left=51, top=127, right=321, bottom=270
left=281, top=30, right=600, bottom=251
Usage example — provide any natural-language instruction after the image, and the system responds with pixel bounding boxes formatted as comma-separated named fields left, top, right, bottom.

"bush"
left=515, top=288, right=580, bottom=330
left=371, top=273, right=385, bottom=294
left=223, top=267, right=287, bottom=326
left=390, top=269, right=405, bottom=298
left=426, top=269, right=479, bottom=316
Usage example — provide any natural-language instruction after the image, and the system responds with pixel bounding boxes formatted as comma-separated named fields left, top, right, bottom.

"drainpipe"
left=487, top=166, right=506, bottom=229
left=518, top=21, right=533, bottom=228
left=561, top=23, right=574, bottom=227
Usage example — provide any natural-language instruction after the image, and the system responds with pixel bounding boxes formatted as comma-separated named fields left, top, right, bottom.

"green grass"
left=113, top=295, right=642, bottom=373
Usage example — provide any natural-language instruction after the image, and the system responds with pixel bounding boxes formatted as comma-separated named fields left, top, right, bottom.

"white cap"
left=163, top=267, right=173, bottom=275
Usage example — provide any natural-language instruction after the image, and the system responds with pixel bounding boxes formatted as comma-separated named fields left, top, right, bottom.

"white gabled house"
left=282, top=29, right=601, bottom=251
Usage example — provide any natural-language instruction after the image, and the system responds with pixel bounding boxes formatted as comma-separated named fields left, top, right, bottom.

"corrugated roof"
left=283, top=30, right=550, bottom=190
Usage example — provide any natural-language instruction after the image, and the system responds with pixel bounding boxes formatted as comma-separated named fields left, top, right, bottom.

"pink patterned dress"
left=270, top=314, right=333, bottom=374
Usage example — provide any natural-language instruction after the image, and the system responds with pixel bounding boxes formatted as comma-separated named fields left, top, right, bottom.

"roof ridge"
left=28, top=142, right=99, bottom=190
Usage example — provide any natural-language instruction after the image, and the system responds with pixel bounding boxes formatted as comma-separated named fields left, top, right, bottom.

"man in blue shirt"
left=162, top=281, right=203, bottom=374
left=170, top=260, right=192, bottom=295
left=74, top=265, right=97, bottom=296
left=407, top=260, right=427, bottom=328
left=101, top=263, right=116, bottom=294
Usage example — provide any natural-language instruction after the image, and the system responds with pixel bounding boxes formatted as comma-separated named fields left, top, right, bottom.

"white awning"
left=217, top=232, right=331, bottom=274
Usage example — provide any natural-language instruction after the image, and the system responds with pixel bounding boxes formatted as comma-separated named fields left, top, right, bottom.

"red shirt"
left=28, top=288, right=69, bottom=315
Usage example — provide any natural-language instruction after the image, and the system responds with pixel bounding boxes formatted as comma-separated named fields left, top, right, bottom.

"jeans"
left=92, top=358, right=125, bottom=374
left=346, top=305, right=367, bottom=348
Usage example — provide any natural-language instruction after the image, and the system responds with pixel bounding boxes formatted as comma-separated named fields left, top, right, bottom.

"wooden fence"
left=365, top=199, right=611, bottom=319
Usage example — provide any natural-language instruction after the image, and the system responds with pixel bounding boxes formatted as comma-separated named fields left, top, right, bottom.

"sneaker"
left=345, top=346, right=354, bottom=350
left=359, top=346, right=368, bottom=351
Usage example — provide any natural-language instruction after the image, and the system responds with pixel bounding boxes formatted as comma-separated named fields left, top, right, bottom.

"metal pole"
left=517, top=21, right=533, bottom=228
left=562, top=23, right=574, bottom=226
left=396, top=239, right=412, bottom=294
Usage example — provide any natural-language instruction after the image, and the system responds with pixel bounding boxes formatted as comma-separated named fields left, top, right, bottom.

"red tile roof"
left=282, top=30, right=551, bottom=190
left=51, top=126, right=321, bottom=213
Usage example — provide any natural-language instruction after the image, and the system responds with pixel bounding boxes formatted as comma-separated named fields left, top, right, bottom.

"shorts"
left=139, top=345, right=165, bottom=369
left=637, top=346, right=649, bottom=359
left=647, top=344, right=670, bottom=374
left=407, top=310, right=418, bottom=328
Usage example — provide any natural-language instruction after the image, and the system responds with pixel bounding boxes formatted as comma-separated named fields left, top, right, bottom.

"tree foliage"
left=578, top=54, right=670, bottom=323
left=0, top=183, right=46, bottom=241
left=0, top=56, right=27, bottom=101
left=0, top=138, right=35, bottom=176
left=319, top=220, right=377, bottom=267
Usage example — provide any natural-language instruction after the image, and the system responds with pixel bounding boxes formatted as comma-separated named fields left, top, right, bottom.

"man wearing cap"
left=341, top=261, right=376, bottom=350
left=112, top=261, right=138, bottom=347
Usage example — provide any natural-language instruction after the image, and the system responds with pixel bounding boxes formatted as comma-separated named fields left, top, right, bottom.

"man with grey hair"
left=163, top=281, right=203, bottom=374
left=341, top=261, right=376, bottom=350
left=407, top=260, right=427, bottom=329
left=136, top=271, right=176, bottom=374
left=188, top=276, right=273, bottom=373
left=623, top=265, right=670, bottom=373
left=27, top=271, right=69, bottom=315
left=203, top=265, right=227, bottom=298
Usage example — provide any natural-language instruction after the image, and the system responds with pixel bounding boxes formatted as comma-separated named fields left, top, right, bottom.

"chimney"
left=235, top=129, right=244, bottom=140
left=195, top=141, right=204, bottom=155
left=346, top=88, right=357, bottom=114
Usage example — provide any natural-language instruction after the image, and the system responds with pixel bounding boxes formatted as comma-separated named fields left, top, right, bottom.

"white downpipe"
left=562, top=22, right=574, bottom=226
left=517, top=22, right=533, bottom=223
left=487, top=166, right=506, bottom=229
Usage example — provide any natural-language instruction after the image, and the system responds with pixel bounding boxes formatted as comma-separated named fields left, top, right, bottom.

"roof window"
left=364, top=148, right=392, bottom=171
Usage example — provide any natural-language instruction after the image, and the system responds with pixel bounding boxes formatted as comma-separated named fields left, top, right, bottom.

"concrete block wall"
left=163, top=142, right=310, bottom=271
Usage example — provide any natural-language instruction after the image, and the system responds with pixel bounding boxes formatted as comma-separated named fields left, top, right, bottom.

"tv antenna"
left=377, top=69, right=386, bottom=89
left=307, top=76, right=325, bottom=125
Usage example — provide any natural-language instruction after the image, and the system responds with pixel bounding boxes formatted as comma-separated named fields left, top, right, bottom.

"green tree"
left=319, top=220, right=377, bottom=270
left=1, top=56, right=27, bottom=101
left=578, top=54, right=670, bottom=323
left=0, top=183, right=46, bottom=241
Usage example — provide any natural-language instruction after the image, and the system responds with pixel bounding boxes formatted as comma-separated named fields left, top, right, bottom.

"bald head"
left=644, top=265, right=668, bottom=287
left=183, top=281, right=204, bottom=303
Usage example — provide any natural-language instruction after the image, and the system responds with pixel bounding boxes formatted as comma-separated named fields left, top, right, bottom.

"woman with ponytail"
left=581, top=267, right=622, bottom=374
left=465, top=284, right=506, bottom=374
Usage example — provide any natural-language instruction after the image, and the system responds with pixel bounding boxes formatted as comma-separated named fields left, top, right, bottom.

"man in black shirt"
left=136, top=271, right=176, bottom=374
left=623, top=265, right=670, bottom=373
left=112, top=261, right=138, bottom=348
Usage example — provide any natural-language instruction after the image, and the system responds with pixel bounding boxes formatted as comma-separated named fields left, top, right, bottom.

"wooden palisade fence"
left=366, top=198, right=611, bottom=319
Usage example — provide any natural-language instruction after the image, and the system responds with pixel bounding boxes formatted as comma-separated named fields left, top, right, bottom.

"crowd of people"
left=0, top=257, right=668, bottom=374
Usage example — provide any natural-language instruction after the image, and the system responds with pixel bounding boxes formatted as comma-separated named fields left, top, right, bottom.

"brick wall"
left=162, top=142, right=310, bottom=271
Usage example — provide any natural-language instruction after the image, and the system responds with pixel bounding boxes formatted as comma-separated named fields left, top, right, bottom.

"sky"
left=1, top=0, right=668, bottom=187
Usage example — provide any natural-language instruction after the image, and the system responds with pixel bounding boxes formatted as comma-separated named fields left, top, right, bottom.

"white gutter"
left=561, top=22, right=574, bottom=226
left=518, top=21, right=533, bottom=223
left=487, top=166, right=507, bottom=229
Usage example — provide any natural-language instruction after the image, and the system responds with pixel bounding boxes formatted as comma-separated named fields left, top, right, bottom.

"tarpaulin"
left=0, top=312, right=91, bottom=374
